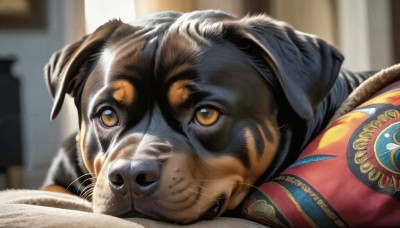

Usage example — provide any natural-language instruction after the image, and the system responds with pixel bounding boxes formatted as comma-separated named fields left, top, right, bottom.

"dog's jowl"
left=42, top=10, right=373, bottom=224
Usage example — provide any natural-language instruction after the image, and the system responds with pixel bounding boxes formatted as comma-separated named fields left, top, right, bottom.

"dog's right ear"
left=220, top=15, right=344, bottom=120
left=45, top=19, right=123, bottom=120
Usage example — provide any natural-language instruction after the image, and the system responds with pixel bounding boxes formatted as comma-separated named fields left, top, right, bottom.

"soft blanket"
left=0, top=189, right=263, bottom=227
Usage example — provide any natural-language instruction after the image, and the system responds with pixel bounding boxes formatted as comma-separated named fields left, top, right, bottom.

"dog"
left=41, top=10, right=374, bottom=224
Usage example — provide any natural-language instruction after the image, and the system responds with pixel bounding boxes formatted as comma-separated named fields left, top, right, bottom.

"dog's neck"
left=258, top=69, right=375, bottom=183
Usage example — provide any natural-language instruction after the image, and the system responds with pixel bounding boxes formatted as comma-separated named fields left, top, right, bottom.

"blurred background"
left=0, top=0, right=398, bottom=190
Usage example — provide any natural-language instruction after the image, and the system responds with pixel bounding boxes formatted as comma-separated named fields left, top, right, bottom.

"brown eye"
left=100, top=108, right=119, bottom=127
left=194, top=107, right=220, bottom=126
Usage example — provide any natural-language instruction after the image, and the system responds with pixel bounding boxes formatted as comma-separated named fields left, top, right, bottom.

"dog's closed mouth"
left=119, top=209, right=150, bottom=219
left=200, top=195, right=226, bottom=220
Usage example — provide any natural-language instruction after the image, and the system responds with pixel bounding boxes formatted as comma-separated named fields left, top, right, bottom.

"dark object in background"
left=0, top=57, right=23, bottom=188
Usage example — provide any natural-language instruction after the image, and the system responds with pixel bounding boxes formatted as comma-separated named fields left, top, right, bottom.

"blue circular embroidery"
left=375, top=123, right=400, bottom=174
left=348, top=105, right=400, bottom=200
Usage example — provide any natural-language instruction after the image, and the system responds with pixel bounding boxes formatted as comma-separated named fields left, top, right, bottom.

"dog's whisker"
left=78, top=192, right=94, bottom=210
left=82, top=190, right=94, bottom=202
left=73, top=183, right=95, bottom=210
left=193, top=178, right=220, bottom=182
left=75, top=198, right=91, bottom=211
left=189, top=187, right=213, bottom=199
left=278, top=123, right=288, bottom=131
left=76, top=177, right=96, bottom=193
left=196, top=179, right=261, bottom=190
left=85, top=192, right=94, bottom=202
left=73, top=178, right=96, bottom=197
left=183, top=192, right=208, bottom=207
left=79, top=188, right=92, bottom=199
left=197, top=184, right=210, bottom=190
left=238, top=182, right=262, bottom=192
left=67, top=173, right=96, bottom=190
left=81, top=193, right=92, bottom=202
left=197, top=179, right=262, bottom=194
left=80, top=184, right=95, bottom=201
left=183, top=192, right=198, bottom=203
left=80, top=183, right=95, bottom=194
left=79, top=183, right=95, bottom=195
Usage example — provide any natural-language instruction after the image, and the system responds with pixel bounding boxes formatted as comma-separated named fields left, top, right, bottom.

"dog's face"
left=45, top=11, right=343, bottom=223
left=80, top=37, right=280, bottom=222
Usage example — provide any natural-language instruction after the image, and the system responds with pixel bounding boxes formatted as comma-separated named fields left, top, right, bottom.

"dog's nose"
left=108, top=159, right=160, bottom=197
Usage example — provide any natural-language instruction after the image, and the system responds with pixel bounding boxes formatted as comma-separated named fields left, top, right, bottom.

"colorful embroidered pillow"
left=242, top=82, right=400, bottom=227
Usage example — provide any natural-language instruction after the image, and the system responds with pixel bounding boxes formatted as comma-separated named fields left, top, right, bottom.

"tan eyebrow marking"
left=111, top=80, right=135, bottom=105
left=167, top=80, right=193, bottom=109
left=164, top=63, right=193, bottom=82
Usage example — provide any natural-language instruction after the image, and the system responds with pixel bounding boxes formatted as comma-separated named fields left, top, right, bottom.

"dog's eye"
left=194, top=107, right=220, bottom=126
left=100, top=108, right=119, bottom=128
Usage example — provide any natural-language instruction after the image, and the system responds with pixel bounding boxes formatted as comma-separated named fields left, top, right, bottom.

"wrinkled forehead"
left=79, top=37, right=155, bottom=110
left=155, top=20, right=227, bottom=83
left=82, top=16, right=246, bottom=97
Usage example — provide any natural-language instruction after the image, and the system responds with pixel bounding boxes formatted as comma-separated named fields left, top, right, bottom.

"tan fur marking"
left=244, top=128, right=259, bottom=173
left=94, top=153, right=106, bottom=177
left=165, top=63, right=193, bottom=81
left=244, top=129, right=266, bottom=177
left=245, top=121, right=279, bottom=176
left=111, top=80, right=135, bottom=106
left=43, top=185, right=72, bottom=194
left=79, top=120, right=93, bottom=174
left=168, top=80, right=192, bottom=108
left=259, top=121, right=279, bottom=166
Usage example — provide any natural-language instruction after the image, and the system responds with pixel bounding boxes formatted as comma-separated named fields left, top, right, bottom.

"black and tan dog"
left=42, top=10, right=373, bottom=224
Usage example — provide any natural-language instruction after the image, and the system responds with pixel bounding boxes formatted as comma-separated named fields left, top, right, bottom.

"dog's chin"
left=92, top=190, right=242, bottom=224
left=113, top=196, right=226, bottom=224
left=93, top=199, right=215, bottom=224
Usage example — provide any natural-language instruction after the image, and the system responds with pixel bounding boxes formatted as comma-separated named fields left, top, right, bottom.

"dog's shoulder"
left=42, top=133, right=89, bottom=195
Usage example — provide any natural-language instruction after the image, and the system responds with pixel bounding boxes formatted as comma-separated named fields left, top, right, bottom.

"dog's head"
left=45, top=10, right=343, bottom=223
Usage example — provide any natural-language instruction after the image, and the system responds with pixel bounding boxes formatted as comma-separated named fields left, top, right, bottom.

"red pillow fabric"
left=242, top=81, right=400, bottom=227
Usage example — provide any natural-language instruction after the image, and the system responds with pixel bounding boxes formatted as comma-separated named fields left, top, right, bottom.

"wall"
left=338, top=0, right=394, bottom=71
left=134, top=0, right=260, bottom=18
left=0, top=0, right=84, bottom=189
left=271, top=0, right=338, bottom=46
left=270, top=0, right=394, bottom=71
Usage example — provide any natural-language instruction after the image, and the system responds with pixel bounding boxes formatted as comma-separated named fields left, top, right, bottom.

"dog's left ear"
left=222, top=15, right=344, bottom=120
left=45, top=20, right=125, bottom=120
